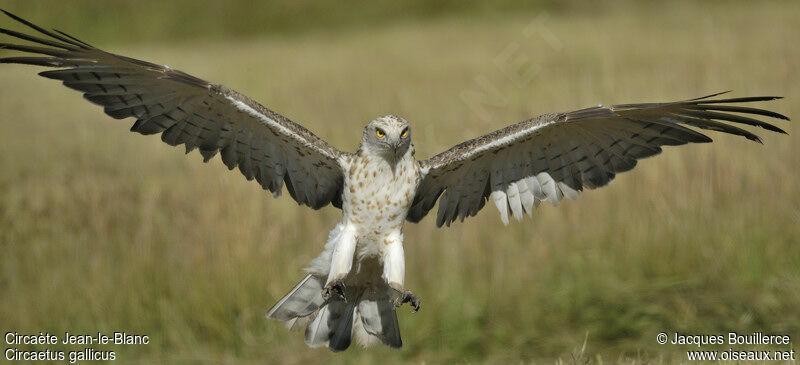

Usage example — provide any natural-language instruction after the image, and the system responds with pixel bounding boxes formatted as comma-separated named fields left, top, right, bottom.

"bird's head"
left=361, top=115, right=412, bottom=160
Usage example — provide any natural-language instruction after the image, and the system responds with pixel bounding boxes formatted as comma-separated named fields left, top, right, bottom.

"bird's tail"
left=266, top=274, right=402, bottom=351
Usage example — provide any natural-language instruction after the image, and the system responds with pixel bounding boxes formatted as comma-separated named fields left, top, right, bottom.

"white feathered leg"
left=381, top=232, right=406, bottom=289
left=324, top=223, right=358, bottom=298
left=381, top=231, right=419, bottom=311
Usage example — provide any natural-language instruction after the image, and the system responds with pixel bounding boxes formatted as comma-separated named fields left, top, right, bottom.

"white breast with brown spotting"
left=340, top=149, right=421, bottom=257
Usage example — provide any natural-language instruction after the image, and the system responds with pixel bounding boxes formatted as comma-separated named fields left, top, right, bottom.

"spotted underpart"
left=269, top=115, right=424, bottom=350
left=343, top=115, right=421, bottom=256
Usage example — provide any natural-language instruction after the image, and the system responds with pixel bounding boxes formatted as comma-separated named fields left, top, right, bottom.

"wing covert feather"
left=410, top=92, right=788, bottom=227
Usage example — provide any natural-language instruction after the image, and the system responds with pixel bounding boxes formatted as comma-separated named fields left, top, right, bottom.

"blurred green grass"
left=1, top=1, right=799, bottom=363
left=1, top=0, right=567, bottom=43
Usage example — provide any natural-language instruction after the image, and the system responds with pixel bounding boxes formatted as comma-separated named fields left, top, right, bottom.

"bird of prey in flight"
left=0, top=10, right=789, bottom=351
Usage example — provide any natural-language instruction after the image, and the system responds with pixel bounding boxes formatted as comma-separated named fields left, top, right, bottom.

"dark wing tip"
left=747, top=135, right=764, bottom=144
left=696, top=134, right=713, bottom=143
left=1, top=9, right=36, bottom=28
left=0, top=56, right=60, bottom=66
left=53, top=28, right=94, bottom=48
left=689, top=90, right=733, bottom=101
left=702, top=96, right=783, bottom=104
left=766, top=109, right=790, bottom=121
left=768, top=125, right=789, bottom=134
left=692, top=90, right=784, bottom=104
left=0, top=9, right=89, bottom=50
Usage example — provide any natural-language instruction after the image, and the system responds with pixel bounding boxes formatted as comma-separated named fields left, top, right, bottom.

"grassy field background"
left=1, top=1, right=798, bottom=363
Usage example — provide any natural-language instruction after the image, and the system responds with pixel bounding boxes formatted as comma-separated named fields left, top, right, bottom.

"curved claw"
left=322, top=279, right=346, bottom=301
left=396, top=290, right=421, bottom=313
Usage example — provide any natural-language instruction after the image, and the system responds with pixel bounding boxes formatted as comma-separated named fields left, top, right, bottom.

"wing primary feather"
left=686, top=90, right=732, bottom=101
left=0, top=9, right=88, bottom=49
left=0, top=56, right=88, bottom=67
left=52, top=29, right=93, bottom=48
left=677, top=108, right=787, bottom=134
left=662, top=113, right=763, bottom=143
left=684, top=104, right=789, bottom=121
left=0, top=26, right=78, bottom=51
left=0, top=42, right=72, bottom=57
left=695, top=96, right=782, bottom=104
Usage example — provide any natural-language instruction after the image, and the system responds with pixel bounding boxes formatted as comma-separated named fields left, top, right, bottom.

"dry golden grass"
left=1, top=2, right=798, bottom=363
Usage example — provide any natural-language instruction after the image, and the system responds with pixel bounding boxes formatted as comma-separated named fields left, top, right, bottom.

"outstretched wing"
left=0, top=10, right=347, bottom=209
left=409, top=92, right=788, bottom=227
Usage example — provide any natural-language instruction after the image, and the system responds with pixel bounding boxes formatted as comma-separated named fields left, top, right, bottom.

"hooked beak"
left=391, top=140, right=401, bottom=155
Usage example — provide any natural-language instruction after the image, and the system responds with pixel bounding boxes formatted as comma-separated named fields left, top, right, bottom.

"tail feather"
left=268, top=275, right=404, bottom=351
left=304, top=299, right=355, bottom=350
left=266, top=274, right=325, bottom=321
left=329, top=301, right=357, bottom=351
left=304, top=303, right=334, bottom=348
left=357, top=289, right=402, bottom=348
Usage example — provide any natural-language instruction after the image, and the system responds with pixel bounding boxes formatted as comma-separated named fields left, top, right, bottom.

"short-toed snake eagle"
left=0, top=10, right=788, bottom=351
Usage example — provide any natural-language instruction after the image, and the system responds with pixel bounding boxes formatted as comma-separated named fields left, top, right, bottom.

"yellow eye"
left=401, top=129, right=408, bottom=138
left=376, top=129, right=385, bottom=138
